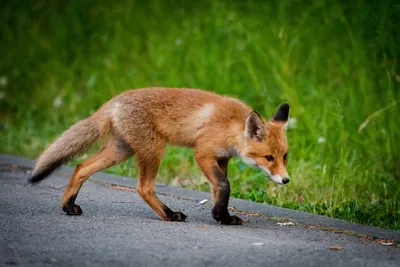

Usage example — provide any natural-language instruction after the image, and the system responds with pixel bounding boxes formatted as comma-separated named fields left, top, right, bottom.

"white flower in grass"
left=317, top=137, right=326, bottom=144
left=287, top=117, right=297, bottom=129
left=0, top=76, right=8, bottom=86
left=175, top=38, right=183, bottom=46
left=53, top=96, right=63, bottom=107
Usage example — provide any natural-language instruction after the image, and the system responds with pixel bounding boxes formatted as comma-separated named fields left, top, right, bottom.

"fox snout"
left=275, top=175, right=290, bottom=184
left=260, top=167, right=290, bottom=185
left=274, top=168, right=290, bottom=184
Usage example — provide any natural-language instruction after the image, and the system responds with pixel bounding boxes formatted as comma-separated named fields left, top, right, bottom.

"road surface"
left=0, top=155, right=399, bottom=267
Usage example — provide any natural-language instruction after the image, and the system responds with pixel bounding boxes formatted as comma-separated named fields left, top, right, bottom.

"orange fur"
left=29, top=88, right=290, bottom=224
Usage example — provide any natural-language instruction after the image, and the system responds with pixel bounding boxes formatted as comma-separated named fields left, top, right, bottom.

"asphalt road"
left=1, top=162, right=399, bottom=267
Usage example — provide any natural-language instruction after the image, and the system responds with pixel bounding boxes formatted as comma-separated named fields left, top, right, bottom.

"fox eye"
left=265, top=155, right=274, bottom=162
left=283, top=153, right=288, bottom=160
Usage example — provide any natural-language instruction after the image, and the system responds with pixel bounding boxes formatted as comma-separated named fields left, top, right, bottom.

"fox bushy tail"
left=29, top=116, right=106, bottom=184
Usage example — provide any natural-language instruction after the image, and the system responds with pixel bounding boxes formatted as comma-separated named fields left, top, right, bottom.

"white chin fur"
left=259, top=167, right=284, bottom=184
left=269, top=174, right=284, bottom=184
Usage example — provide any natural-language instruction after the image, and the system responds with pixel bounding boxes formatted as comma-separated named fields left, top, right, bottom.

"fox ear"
left=272, top=102, right=290, bottom=123
left=245, top=111, right=267, bottom=142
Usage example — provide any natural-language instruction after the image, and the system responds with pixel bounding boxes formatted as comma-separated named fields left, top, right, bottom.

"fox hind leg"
left=61, top=136, right=133, bottom=215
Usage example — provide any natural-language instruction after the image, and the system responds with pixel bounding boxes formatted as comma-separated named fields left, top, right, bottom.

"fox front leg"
left=195, top=154, right=242, bottom=225
left=210, top=165, right=242, bottom=225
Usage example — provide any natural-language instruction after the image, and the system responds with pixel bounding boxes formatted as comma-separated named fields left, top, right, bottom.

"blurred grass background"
left=0, top=0, right=399, bottom=230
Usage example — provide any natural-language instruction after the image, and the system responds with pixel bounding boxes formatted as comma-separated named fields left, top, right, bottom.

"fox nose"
left=282, top=177, right=290, bottom=184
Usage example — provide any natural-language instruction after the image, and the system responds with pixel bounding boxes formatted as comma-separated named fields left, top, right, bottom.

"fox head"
left=241, top=103, right=290, bottom=184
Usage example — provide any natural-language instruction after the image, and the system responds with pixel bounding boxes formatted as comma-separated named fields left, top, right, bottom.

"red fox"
left=29, top=88, right=290, bottom=225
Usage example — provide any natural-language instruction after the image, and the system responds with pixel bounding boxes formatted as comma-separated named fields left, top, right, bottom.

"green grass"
left=1, top=0, right=399, bottom=231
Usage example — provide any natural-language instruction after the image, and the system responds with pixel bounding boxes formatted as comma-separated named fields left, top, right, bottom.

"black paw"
left=212, top=208, right=243, bottom=225
left=171, top=212, right=187, bottom=222
left=220, top=215, right=243, bottom=225
left=62, top=204, right=83, bottom=215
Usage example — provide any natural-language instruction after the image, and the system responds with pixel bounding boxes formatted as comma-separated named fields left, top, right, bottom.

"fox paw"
left=220, top=215, right=243, bottom=225
left=62, top=204, right=83, bottom=215
left=212, top=208, right=243, bottom=225
left=171, top=212, right=187, bottom=222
